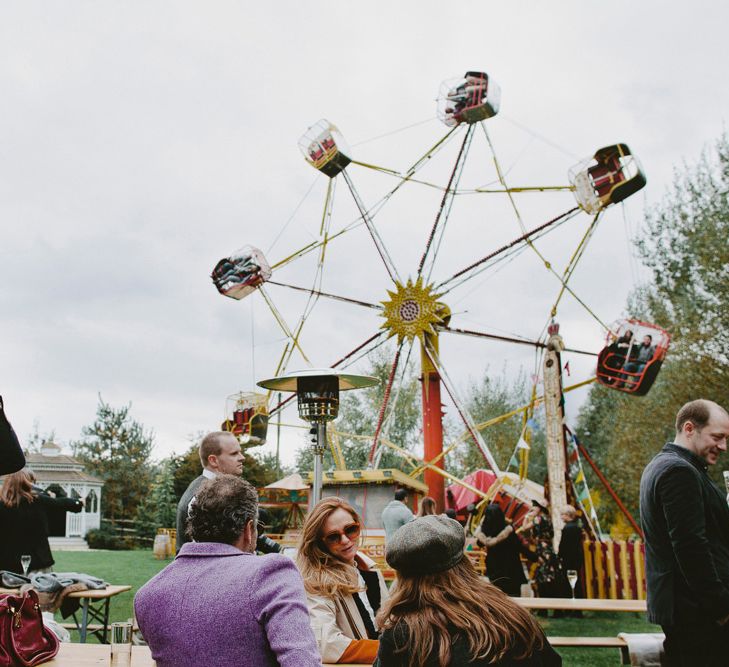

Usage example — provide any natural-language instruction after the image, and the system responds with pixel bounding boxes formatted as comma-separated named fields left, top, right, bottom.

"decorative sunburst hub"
left=380, top=277, right=449, bottom=344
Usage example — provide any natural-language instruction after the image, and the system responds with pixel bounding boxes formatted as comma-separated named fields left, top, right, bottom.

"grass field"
left=54, top=549, right=660, bottom=666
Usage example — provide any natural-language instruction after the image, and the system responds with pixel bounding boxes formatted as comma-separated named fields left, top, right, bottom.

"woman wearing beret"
left=297, top=497, right=389, bottom=664
left=375, top=515, right=561, bottom=667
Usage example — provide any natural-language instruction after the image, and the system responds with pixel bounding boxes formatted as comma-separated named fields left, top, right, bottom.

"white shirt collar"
left=202, top=468, right=217, bottom=480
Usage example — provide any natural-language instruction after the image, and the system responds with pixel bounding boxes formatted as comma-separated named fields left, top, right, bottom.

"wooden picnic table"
left=46, top=643, right=369, bottom=666
left=514, top=596, right=647, bottom=613
left=0, top=584, right=132, bottom=644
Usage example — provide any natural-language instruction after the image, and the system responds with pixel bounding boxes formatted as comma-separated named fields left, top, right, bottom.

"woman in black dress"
left=0, top=469, right=83, bottom=574
left=477, top=503, right=534, bottom=597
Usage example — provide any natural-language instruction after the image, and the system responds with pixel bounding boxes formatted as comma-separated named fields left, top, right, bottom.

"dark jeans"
left=662, top=621, right=729, bottom=666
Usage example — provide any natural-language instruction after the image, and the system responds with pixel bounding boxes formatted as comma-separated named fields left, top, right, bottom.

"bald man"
left=640, top=399, right=729, bottom=665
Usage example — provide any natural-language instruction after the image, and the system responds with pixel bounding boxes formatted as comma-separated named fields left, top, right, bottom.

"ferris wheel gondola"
left=437, top=71, right=501, bottom=127
left=211, top=245, right=271, bottom=300
left=596, top=319, right=670, bottom=396
left=569, top=144, right=646, bottom=214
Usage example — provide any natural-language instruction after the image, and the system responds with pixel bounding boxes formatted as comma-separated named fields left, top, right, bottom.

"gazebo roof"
left=33, top=470, right=104, bottom=485
left=26, top=453, right=84, bottom=468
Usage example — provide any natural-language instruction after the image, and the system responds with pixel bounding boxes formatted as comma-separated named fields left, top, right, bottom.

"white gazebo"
left=25, top=442, right=104, bottom=539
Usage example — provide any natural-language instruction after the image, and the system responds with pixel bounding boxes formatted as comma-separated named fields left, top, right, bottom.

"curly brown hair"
left=186, top=475, right=257, bottom=545
left=377, top=557, right=544, bottom=667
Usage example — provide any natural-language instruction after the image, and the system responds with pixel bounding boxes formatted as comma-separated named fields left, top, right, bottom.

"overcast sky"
left=1, top=2, right=726, bottom=468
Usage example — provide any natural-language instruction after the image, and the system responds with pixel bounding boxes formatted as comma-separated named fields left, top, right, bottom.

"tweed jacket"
left=640, top=443, right=729, bottom=626
left=306, top=553, right=389, bottom=663
left=134, top=542, right=321, bottom=667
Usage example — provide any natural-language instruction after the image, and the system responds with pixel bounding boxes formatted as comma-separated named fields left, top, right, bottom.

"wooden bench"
left=547, top=636, right=629, bottom=664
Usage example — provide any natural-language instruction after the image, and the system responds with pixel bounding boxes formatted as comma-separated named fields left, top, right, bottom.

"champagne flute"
left=21, top=554, right=32, bottom=577
left=567, top=569, right=578, bottom=599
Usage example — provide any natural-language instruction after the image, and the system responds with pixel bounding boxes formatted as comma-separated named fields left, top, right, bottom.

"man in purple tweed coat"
left=135, top=475, right=321, bottom=667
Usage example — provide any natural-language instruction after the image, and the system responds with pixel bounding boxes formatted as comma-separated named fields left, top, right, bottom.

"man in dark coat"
left=175, top=431, right=281, bottom=555
left=0, top=396, right=25, bottom=475
left=640, top=399, right=729, bottom=665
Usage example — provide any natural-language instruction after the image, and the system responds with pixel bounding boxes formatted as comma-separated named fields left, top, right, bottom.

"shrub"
left=85, top=527, right=128, bottom=550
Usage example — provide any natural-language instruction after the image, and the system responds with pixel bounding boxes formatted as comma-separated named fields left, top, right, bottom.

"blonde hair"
left=296, top=497, right=362, bottom=597
left=377, top=558, right=544, bottom=667
left=0, top=469, right=36, bottom=508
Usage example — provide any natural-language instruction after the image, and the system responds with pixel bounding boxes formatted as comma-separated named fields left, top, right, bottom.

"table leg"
left=101, top=597, right=111, bottom=644
left=79, top=598, right=90, bottom=643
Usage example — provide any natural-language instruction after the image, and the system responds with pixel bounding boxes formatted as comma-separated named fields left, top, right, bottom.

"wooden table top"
left=515, top=596, right=647, bottom=612
left=0, top=584, right=131, bottom=599
left=47, top=643, right=368, bottom=666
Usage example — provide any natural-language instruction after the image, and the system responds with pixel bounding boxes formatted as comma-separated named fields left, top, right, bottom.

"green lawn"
left=54, top=550, right=659, bottom=666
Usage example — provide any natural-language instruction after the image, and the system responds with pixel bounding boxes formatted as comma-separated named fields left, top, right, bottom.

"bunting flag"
left=516, top=436, right=530, bottom=451
left=565, top=427, right=603, bottom=537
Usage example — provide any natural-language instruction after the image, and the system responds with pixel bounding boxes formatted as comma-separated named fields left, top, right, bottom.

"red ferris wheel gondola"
left=596, top=319, right=670, bottom=396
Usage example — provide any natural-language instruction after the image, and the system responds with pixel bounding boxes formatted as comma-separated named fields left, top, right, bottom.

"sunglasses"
left=322, top=523, right=361, bottom=546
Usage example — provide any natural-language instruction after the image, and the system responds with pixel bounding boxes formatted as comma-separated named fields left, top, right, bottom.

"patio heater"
left=257, top=369, right=378, bottom=505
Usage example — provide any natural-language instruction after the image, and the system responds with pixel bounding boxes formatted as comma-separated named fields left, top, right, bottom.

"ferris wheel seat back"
left=298, top=119, right=352, bottom=178
left=596, top=319, right=670, bottom=396
left=437, top=71, right=501, bottom=127
left=569, top=144, right=646, bottom=214
left=221, top=391, right=269, bottom=446
left=211, top=245, right=272, bottom=300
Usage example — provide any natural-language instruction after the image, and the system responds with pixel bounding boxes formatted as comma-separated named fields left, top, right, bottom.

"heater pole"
left=312, top=421, right=327, bottom=505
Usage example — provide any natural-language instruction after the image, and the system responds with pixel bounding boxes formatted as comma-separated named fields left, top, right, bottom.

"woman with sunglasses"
left=297, top=497, right=389, bottom=664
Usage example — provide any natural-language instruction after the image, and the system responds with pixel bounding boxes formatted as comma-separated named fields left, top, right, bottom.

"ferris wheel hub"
left=380, top=277, right=449, bottom=344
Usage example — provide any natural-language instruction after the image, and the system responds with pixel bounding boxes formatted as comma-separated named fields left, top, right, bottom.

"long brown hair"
left=0, top=469, right=36, bottom=508
left=417, top=496, right=437, bottom=517
left=376, top=557, right=544, bottom=667
left=296, top=497, right=362, bottom=598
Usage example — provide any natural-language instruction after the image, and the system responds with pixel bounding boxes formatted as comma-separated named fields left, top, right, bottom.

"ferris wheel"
left=211, top=70, right=664, bottom=539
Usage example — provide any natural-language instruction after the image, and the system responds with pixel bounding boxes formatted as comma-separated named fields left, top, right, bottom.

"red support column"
left=421, top=334, right=445, bottom=512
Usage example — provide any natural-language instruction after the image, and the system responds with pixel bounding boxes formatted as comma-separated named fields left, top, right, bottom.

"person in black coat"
left=375, top=515, right=561, bottom=667
left=0, top=469, right=83, bottom=574
left=640, top=399, right=729, bottom=666
left=477, top=503, right=533, bottom=597
left=0, top=396, right=25, bottom=475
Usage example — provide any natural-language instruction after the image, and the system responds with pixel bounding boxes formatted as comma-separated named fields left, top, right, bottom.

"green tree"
left=452, top=368, right=546, bottom=482
left=294, top=345, right=421, bottom=474
left=72, top=397, right=154, bottom=522
left=135, top=458, right=177, bottom=538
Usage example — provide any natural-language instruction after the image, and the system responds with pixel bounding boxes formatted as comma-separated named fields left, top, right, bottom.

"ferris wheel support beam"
left=542, top=324, right=570, bottom=551
left=421, top=332, right=446, bottom=512
left=342, top=170, right=401, bottom=284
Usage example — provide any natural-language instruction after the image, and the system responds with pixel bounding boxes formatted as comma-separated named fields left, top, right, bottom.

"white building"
left=26, top=442, right=104, bottom=540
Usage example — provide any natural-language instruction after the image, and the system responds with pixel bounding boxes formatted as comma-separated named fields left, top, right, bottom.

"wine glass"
left=21, top=555, right=32, bottom=577
left=567, top=569, right=578, bottom=599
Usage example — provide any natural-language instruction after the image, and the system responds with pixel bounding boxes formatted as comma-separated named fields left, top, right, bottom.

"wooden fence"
left=582, top=538, right=645, bottom=600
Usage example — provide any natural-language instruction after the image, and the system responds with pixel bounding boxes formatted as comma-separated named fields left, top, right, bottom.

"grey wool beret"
left=386, top=515, right=465, bottom=575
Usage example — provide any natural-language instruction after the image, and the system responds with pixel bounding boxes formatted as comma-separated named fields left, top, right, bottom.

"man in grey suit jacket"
left=176, top=431, right=281, bottom=554
left=640, top=399, right=729, bottom=665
